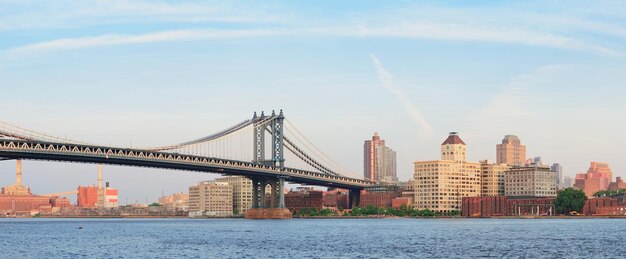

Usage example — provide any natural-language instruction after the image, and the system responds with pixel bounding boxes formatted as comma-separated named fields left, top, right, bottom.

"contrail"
left=370, top=54, right=433, bottom=136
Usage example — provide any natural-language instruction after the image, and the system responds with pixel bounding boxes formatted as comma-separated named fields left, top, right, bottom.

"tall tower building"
left=574, top=162, right=612, bottom=196
left=363, top=132, right=397, bottom=183
left=413, top=132, right=481, bottom=212
left=496, top=135, right=526, bottom=166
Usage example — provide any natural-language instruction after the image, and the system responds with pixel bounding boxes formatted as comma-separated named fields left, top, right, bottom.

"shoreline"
left=2, top=215, right=625, bottom=219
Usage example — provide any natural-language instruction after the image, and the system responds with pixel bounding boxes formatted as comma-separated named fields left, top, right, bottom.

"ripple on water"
left=1, top=218, right=625, bottom=258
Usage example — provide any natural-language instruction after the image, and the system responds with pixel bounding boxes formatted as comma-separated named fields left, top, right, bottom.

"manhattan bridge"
left=0, top=110, right=374, bottom=211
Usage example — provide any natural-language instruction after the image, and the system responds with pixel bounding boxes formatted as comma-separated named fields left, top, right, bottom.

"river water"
left=1, top=218, right=624, bottom=258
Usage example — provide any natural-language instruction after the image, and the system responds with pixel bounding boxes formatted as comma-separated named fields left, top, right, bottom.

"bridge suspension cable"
left=282, top=119, right=360, bottom=179
left=146, top=114, right=276, bottom=151
left=0, top=121, right=89, bottom=144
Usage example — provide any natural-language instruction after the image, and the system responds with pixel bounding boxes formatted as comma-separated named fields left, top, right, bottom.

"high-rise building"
left=189, top=181, right=233, bottom=217
left=364, top=132, right=397, bottom=183
left=563, top=176, right=574, bottom=188
left=504, top=166, right=557, bottom=197
left=413, top=132, right=481, bottom=212
left=496, top=135, right=526, bottom=166
left=480, top=160, right=510, bottom=196
left=574, top=162, right=613, bottom=197
left=551, top=163, right=564, bottom=189
left=215, top=176, right=253, bottom=215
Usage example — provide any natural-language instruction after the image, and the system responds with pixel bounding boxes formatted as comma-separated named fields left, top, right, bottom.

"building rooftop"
left=441, top=132, right=466, bottom=145
left=501, top=135, right=523, bottom=145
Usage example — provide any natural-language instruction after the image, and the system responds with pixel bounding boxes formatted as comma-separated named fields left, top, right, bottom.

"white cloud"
left=369, top=54, right=433, bottom=138
left=4, top=29, right=288, bottom=56
left=0, top=0, right=281, bottom=31
left=467, top=65, right=567, bottom=137
left=1, top=1, right=625, bottom=59
left=351, top=23, right=621, bottom=57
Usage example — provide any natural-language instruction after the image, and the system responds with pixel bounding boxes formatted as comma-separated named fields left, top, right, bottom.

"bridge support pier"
left=245, top=175, right=291, bottom=219
left=349, top=189, right=361, bottom=209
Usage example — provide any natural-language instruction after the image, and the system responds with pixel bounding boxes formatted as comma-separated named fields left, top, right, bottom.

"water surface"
left=1, top=218, right=624, bottom=258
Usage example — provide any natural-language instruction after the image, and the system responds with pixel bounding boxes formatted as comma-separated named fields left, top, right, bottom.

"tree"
left=555, top=188, right=587, bottom=215
left=148, top=202, right=162, bottom=207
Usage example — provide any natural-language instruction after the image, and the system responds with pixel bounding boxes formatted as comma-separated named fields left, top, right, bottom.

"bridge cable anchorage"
left=283, top=119, right=361, bottom=179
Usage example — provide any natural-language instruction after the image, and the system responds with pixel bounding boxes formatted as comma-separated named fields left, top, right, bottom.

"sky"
left=1, top=0, right=626, bottom=203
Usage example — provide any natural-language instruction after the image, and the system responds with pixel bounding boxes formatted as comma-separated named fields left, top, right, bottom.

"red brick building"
left=595, top=206, right=626, bottom=215
left=49, top=196, right=71, bottom=209
left=608, top=177, right=626, bottom=191
left=360, top=190, right=400, bottom=208
left=461, top=196, right=507, bottom=217
left=462, top=196, right=555, bottom=217
left=582, top=198, right=619, bottom=215
left=392, top=198, right=411, bottom=209
left=77, top=186, right=98, bottom=208
left=506, top=197, right=555, bottom=216
left=322, top=190, right=348, bottom=209
left=0, top=195, right=52, bottom=214
left=285, top=189, right=323, bottom=213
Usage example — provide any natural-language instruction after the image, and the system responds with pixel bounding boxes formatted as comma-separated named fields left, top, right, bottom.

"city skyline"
left=2, top=1, right=626, bottom=203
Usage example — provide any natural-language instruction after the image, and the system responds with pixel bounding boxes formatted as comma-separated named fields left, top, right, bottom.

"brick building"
left=0, top=195, right=52, bottom=214
left=360, top=190, right=401, bottom=208
left=77, top=186, right=98, bottom=208
left=582, top=198, right=619, bottom=215
left=461, top=196, right=507, bottom=217
left=285, top=188, right=323, bottom=213
left=574, top=162, right=613, bottom=196
left=506, top=197, right=555, bottom=216
left=608, top=177, right=626, bottom=191
left=461, top=196, right=555, bottom=217
left=322, top=190, right=348, bottom=210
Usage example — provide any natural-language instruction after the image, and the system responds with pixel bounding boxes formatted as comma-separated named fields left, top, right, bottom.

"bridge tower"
left=252, top=111, right=266, bottom=163
left=246, top=110, right=291, bottom=219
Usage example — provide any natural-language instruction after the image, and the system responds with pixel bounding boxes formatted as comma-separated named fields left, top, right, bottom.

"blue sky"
left=1, top=0, right=626, bottom=202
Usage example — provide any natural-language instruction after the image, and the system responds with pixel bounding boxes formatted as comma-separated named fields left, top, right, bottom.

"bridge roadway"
left=0, top=139, right=374, bottom=190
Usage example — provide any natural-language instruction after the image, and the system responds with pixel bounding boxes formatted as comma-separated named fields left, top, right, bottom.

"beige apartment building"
left=480, top=161, right=510, bottom=196
left=496, top=135, right=526, bottom=166
left=413, top=132, right=481, bottom=212
left=216, top=176, right=253, bottom=215
left=504, top=166, right=557, bottom=197
left=189, top=181, right=233, bottom=217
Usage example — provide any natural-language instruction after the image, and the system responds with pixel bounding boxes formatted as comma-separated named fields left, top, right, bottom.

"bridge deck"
left=0, top=140, right=373, bottom=189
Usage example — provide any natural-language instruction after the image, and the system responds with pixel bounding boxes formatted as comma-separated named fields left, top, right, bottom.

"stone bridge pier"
left=245, top=176, right=292, bottom=219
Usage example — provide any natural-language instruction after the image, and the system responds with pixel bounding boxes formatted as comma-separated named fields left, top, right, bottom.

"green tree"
left=555, top=188, right=587, bottom=215
left=148, top=202, right=162, bottom=207
left=594, top=188, right=626, bottom=198
left=319, top=208, right=335, bottom=216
